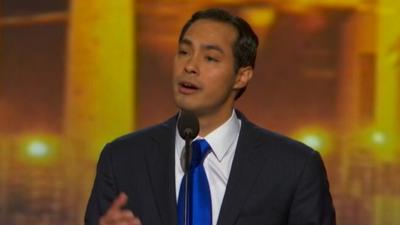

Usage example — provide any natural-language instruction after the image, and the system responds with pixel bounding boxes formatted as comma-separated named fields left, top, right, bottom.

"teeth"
left=182, top=82, right=195, bottom=88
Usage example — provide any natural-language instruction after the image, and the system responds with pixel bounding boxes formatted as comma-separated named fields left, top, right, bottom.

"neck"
left=197, top=108, right=233, bottom=137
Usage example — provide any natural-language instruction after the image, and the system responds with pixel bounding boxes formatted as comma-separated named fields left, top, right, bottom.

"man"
left=85, top=8, right=336, bottom=225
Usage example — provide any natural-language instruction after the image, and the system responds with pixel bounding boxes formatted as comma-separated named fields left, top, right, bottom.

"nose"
left=184, top=55, right=199, bottom=75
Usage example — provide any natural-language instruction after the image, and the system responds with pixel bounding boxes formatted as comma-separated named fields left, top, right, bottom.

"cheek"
left=172, top=62, right=178, bottom=75
left=206, top=71, right=236, bottom=94
left=172, top=57, right=182, bottom=75
left=172, top=68, right=182, bottom=84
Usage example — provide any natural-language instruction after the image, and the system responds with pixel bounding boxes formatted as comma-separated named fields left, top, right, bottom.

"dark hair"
left=178, top=8, right=259, bottom=99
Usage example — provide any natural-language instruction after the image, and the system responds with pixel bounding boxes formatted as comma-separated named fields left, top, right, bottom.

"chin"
left=175, top=102, right=196, bottom=112
left=174, top=99, right=200, bottom=114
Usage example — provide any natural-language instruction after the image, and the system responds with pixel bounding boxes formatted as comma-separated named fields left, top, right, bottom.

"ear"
left=233, top=66, right=253, bottom=90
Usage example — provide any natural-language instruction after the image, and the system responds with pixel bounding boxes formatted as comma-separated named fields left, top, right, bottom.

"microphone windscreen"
left=177, top=110, right=199, bottom=140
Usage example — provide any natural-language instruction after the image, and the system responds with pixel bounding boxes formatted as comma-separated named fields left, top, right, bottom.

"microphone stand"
left=183, top=136, right=192, bottom=225
left=177, top=110, right=199, bottom=225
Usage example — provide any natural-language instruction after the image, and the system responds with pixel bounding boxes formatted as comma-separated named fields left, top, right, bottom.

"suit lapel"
left=142, top=112, right=269, bottom=225
left=217, top=115, right=267, bottom=225
left=144, top=116, right=178, bottom=225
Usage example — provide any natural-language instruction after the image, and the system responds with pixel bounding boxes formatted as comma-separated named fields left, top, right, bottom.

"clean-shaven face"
left=172, top=19, right=240, bottom=117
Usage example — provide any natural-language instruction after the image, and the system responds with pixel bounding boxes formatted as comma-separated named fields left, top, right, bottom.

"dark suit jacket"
left=85, top=112, right=336, bottom=225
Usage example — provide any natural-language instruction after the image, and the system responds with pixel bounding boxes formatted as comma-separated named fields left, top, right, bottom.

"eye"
left=177, top=48, right=189, bottom=56
left=205, top=56, right=218, bottom=62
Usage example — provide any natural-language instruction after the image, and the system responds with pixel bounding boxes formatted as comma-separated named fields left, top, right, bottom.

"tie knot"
left=191, top=139, right=211, bottom=168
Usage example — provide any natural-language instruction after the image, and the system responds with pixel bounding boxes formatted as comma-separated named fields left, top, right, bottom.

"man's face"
left=172, top=19, right=245, bottom=117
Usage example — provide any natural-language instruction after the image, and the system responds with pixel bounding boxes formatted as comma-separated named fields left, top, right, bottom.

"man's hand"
left=100, top=193, right=142, bottom=225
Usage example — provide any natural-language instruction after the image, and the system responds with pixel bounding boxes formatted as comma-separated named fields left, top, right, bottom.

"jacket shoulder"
left=102, top=115, right=176, bottom=155
left=244, top=119, right=318, bottom=160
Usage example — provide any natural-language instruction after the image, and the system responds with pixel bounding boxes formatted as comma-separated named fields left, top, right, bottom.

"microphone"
left=178, top=110, right=199, bottom=173
left=177, top=110, right=199, bottom=225
left=178, top=110, right=199, bottom=141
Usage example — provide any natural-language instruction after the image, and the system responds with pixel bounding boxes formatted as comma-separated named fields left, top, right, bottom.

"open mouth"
left=180, top=81, right=199, bottom=89
left=178, top=81, right=200, bottom=94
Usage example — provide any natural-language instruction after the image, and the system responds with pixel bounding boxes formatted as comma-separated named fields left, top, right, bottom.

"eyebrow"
left=179, top=38, right=225, bottom=54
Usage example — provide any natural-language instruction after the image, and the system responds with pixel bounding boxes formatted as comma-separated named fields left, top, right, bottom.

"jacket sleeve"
left=84, top=144, right=118, bottom=225
left=288, top=150, right=336, bottom=225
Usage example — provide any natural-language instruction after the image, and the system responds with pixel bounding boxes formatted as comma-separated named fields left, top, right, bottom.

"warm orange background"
left=0, top=1, right=399, bottom=225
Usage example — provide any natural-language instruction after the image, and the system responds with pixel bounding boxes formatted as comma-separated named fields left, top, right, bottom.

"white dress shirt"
left=175, top=111, right=241, bottom=225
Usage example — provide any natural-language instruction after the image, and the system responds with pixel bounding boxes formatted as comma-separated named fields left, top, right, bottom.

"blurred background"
left=0, top=0, right=399, bottom=224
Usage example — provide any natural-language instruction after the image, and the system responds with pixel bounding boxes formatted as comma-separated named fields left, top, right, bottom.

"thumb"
left=110, top=192, right=128, bottom=210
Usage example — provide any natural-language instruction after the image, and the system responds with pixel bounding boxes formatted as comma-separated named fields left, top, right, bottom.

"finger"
left=110, top=192, right=128, bottom=211
left=102, top=209, right=135, bottom=224
left=120, top=210, right=135, bottom=221
left=99, top=216, right=108, bottom=225
left=132, top=217, right=142, bottom=225
left=101, top=211, right=120, bottom=225
left=114, top=213, right=140, bottom=225
left=100, top=214, right=120, bottom=225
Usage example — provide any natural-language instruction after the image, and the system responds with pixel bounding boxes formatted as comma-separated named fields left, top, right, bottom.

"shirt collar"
left=175, top=110, right=241, bottom=162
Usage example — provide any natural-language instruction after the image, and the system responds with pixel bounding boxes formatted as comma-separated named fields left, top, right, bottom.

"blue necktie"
left=177, top=139, right=212, bottom=225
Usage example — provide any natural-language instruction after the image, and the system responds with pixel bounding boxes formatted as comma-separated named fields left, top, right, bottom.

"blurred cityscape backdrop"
left=0, top=0, right=399, bottom=224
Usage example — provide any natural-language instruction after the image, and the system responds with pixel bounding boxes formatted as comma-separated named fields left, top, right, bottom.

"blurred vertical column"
left=338, top=5, right=376, bottom=133
left=374, top=1, right=400, bottom=224
left=375, top=0, right=399, bottom=158
left=337, top=4, right=378, bottom=225
left=64, top=0, right=136, bottom=223
left=0, top=6, right=8, bottom=225
left=0, top=139, right=8, bottom=224
left=66, top=0, right=136, bottom=159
